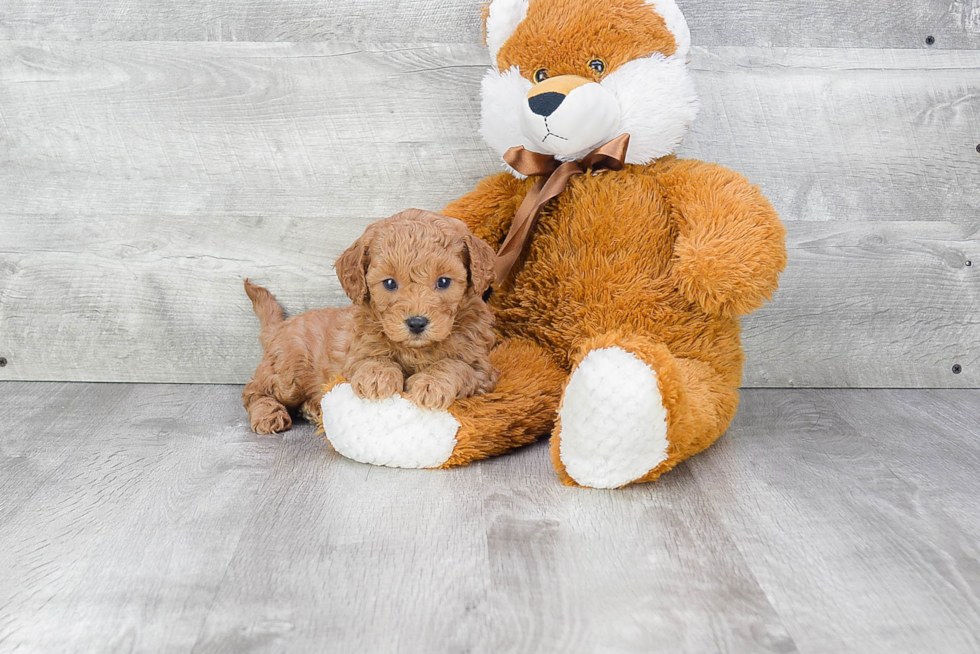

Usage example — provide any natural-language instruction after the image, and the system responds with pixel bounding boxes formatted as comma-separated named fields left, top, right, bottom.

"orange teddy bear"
left=321, top=0, right=786, bottom=488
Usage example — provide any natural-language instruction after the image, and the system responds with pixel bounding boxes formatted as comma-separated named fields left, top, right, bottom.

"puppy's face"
left=336, top=210, right=496, bottom=348
left=366, top=232, right=469, bottom=346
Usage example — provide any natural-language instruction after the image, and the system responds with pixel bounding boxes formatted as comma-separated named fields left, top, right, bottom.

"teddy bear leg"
left=440, top=338, right=566, bottom=467
left=319, top=338, right=565, bottom=469
left=551, top=333, right=740, bottom=489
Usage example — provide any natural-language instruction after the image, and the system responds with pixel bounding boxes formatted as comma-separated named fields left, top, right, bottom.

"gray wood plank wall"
left=3, top=0, right=980, bottom=48
left=0, top=3, right=978, bottom=387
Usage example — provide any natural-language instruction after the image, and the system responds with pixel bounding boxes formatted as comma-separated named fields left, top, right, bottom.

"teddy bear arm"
left=661, top=160, right=787, bottom=317
left=443, top=172, right=527, bottom=250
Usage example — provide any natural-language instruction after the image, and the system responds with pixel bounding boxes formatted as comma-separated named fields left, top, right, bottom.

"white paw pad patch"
left=558, top=347, right=670, bottom=489
left=320, top=384, right=460, bottom=469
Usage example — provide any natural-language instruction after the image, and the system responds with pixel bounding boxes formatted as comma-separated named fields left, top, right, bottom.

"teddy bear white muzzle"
left=520, top=75, right=621, bottom=158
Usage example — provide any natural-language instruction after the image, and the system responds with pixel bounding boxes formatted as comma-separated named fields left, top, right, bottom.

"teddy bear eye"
left=436, top=277, right=452, bottom=290
left=589, top=59, right=606, bottom=75
left=382, top=278, right=398, bottom=291
left=533, top=68, right=549, bottom=83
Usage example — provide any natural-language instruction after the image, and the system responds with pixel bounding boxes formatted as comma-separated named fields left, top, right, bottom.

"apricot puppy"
left=242, top=209, right=499, bottom=434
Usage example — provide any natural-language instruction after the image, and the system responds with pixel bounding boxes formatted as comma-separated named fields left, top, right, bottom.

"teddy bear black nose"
left=528, top=92, right=565, bottom=117
left=405, top=316, right=429, bottom=334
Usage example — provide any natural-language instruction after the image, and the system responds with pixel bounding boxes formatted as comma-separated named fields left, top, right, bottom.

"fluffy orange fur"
left=304, top=0, right=785, bottom=486
left=411, top=0, right=789, bottom=486
left=494, top=0, right=677, bottom=80
left=440, top=155, right=785, bottom=483
left=243, top=209, right=499, bottom=434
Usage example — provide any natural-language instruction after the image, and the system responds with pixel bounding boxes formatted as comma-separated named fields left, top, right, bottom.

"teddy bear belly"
left=494, top=253, right=741, bottom=372
left=495, top=279, right=738, bottom=358
left=490, top=176, right=743, bottom=371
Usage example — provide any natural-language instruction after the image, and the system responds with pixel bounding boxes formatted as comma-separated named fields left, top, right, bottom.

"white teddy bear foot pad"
left=320, top=384, right=460, bottom=469
left=558, top=347, right=670, bottom=489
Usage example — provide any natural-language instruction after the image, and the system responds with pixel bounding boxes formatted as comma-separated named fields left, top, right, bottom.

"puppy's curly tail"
left=243, top=279, right=284, bottom=342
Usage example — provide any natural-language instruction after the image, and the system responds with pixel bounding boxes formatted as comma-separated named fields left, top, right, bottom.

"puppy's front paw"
left=251, top=406, right=292, bottom=435
left=351, top=363, right=404, bottom=401
left=405, top=373, right=458, bottom=411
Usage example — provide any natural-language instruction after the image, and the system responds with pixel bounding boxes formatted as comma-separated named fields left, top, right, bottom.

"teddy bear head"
left=480, top=0, right=700, bottom=167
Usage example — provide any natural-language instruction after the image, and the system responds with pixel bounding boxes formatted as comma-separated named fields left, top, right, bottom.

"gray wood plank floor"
left=1, top=383, right=978, bottom=653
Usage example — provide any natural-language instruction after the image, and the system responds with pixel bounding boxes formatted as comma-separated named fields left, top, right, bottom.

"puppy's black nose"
left=528, top=92, right=565, bottom=117
left=405, top=316, right=429, bottom=335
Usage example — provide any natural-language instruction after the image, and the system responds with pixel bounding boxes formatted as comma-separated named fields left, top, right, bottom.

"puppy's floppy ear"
left=335, top=230, right=374, bottom=304
left=463, top=233, right=497, bottom=296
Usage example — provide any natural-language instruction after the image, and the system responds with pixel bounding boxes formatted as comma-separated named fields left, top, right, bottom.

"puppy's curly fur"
left=242, top=209, right=499, bottom=435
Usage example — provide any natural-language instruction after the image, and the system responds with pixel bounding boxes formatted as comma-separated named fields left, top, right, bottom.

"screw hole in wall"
left=926, top=35, right=936, bottom=45
left=952, top=364, right=963, bottom=375
left=976, top=144, right=980, bottom=154
left=0, top=357, right=7, bottom=367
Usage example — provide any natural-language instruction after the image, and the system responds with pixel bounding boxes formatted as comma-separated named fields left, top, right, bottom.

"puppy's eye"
left=589, top=58, right=606, bottom=75
left=436, top=277, right=452, bottom=290
left=533, top=68, right=549, bottom=83
left=382, top=278, right=398, bottom=291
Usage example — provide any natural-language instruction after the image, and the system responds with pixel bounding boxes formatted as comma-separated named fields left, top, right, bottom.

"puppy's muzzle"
left=405, top=316, right=429, bottom=335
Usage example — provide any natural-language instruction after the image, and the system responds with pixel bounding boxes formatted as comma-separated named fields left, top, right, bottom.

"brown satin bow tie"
left=494, top=133, right=631, bottom=284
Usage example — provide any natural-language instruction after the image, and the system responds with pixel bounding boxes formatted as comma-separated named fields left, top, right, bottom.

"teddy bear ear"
left=647, top=0, right=692, bottom=59
left=485, top=0, right=529, bottom=67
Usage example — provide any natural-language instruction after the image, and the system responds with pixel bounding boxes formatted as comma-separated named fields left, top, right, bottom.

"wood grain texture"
left=2, top=382, right=980, bottom=652
left=191, top=428, right=494, bottom=653
left=685, top=48, right=980, bottom=224
left=685, top=0, right=980, bottom=50
left=478, top=451, right=797, bottom=653
left=2, top=0, right=980, bottom=49
left=0, top=0, right=486, bottom=43
left=1, top=44, right=978, bottom=385
left=2, top=44, right=978, bottom=223
left=742, top=220, right=979, bottom=388
left=0, top=42, right=494, bottom=220
left=0, top=383, right=280, bottom=653
left=690, top=388, right=980, bottom=653
left=1, top=216, right=976, bottom=387
left=0, top=212, right=362, bottom=384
